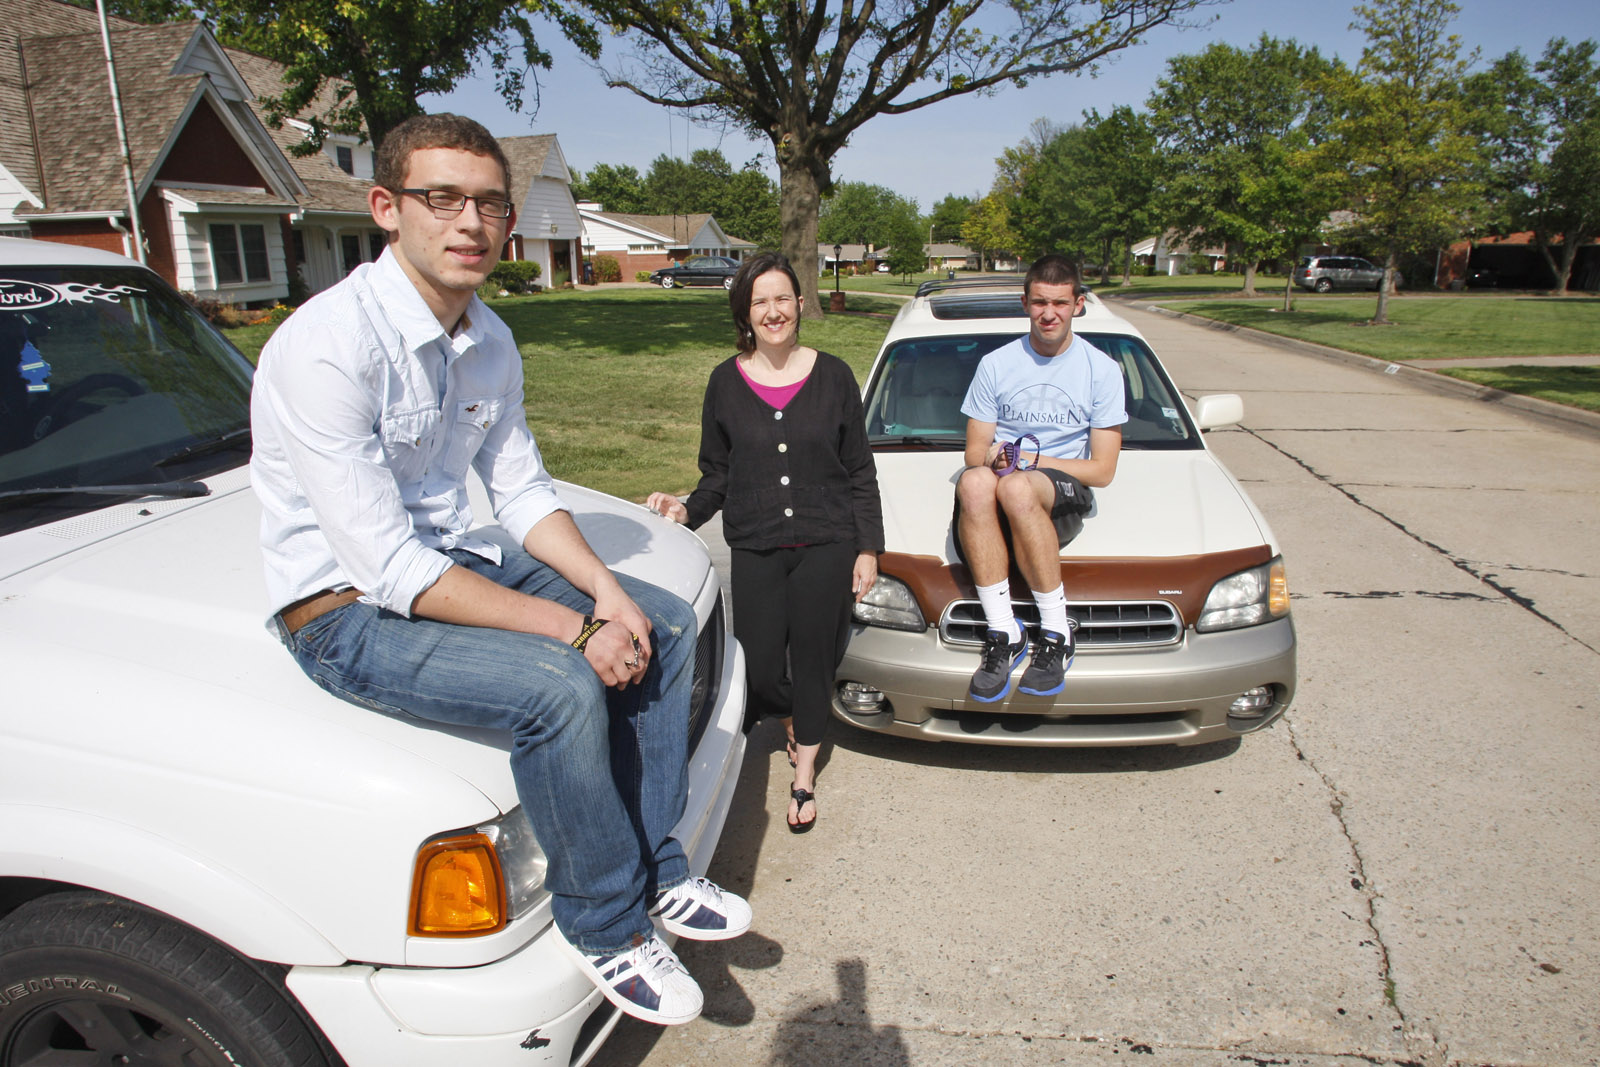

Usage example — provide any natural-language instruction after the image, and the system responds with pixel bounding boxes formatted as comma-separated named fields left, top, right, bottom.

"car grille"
left=939, top=598, right=1182, bottom=649
left=687, top=592, right=726, bottom=752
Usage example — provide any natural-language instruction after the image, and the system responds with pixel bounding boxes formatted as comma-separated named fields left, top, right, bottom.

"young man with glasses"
left=250, top=114, right=749, bottom=1027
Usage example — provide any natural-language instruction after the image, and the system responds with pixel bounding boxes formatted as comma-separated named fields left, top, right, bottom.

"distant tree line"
left=954, top=0, right=1597, bottom=320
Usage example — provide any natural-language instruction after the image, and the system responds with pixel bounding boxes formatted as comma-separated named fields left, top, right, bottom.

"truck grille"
left=687, top=592, right=725, bottom=751
left=940, top=598, right=1182, bottom=649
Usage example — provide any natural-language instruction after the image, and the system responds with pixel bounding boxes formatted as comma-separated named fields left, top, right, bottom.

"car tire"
left=660, top=276, right=677, bottom=289
left=1313, top=278, right=1333, bottom=293
left=0, top=893, right=341, bottom=1067
left=722, top=276, right=734, bottom=290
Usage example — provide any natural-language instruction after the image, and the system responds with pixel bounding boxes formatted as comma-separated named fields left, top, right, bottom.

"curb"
left=1128, top=300, right=1600, bottom=441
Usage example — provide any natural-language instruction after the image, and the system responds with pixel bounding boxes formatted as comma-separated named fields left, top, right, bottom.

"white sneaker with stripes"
left=649, top=876, right=753, bottom=941
left=558, top=931, right=703, bottom=1026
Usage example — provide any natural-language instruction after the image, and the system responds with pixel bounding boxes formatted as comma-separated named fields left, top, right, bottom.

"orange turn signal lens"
left=1269, top=559, right=1290, bottom=618
left=408, top=832, right=506, bottom=936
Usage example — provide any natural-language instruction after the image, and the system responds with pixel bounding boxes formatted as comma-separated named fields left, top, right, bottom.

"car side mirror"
left=1194, top=393, right=1244, bottom=431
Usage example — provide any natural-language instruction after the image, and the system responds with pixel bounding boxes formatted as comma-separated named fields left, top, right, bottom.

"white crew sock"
left=1034, top=585, right=1070, bottom=636
left=977, top=580, right=1022, bottom=643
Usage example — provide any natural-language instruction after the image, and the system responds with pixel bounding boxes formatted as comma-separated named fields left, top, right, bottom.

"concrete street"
left=599, top=304, right=1600, bottom=1067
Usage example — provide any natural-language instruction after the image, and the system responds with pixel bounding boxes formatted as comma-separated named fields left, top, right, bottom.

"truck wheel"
left=0, top=893, right=341, bottom=1067
left=660, top=276, right=677, bottom=289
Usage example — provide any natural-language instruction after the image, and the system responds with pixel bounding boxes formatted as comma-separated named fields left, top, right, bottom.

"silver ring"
left=626, top=655, right=640, bottom=669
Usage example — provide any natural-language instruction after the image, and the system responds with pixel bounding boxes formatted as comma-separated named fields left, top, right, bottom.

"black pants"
left=730, top=541, right=857, bottom=747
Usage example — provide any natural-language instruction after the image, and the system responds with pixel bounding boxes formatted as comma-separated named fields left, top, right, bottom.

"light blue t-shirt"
left=960, top=334, right=1127, bottom=459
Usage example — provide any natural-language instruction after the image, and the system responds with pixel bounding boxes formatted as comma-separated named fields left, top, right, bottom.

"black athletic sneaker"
left=1018, top=627, right=1074, bottom=696
left=969, top=628, right=1029, bottom=703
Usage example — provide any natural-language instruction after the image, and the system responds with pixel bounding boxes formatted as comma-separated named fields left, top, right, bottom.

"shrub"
left=636, top=270, right=653, bottom=283
left=182, top=293, right=260, bottom=329
left=595, top=256, right=622, bottom=283
left=486, top=260, right=542, bottom=294
left=552, top=269, right=570, bottom=287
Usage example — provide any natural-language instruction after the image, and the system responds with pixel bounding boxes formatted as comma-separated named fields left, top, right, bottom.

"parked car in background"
left=0, top=237, right=748, bottom=1067
left=836, top=278, right=1296, bottom=747
left=649, top=255, right=741, bottom=290
left=1294, top=255, right=1388, bottom=292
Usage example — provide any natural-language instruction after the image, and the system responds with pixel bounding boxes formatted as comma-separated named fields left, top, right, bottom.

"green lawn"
left=1155, top=295, right=1600, bottom=362
left=1438, top=365, right=1600, bottom=414
left=225, top=287, right=894, bottom=501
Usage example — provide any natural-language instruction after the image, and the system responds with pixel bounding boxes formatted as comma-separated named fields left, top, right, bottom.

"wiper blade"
left=0, top=481, right=211, bottom=503
left=871, top=435, right=963, bottom=448
left=154, top=427, right=251, bottom=467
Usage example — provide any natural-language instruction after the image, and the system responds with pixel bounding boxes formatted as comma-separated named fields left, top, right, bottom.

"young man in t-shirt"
left=954, top=254, right=1127, bottom=701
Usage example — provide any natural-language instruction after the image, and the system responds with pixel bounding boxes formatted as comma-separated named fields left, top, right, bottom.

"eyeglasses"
left=399, top=188, right=514, bottom=219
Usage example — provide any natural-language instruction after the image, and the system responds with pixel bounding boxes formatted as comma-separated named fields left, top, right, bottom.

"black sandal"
left=788, top=783, right=816, bottom=834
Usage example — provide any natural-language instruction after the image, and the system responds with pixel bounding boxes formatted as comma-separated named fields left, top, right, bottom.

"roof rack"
left=914, top=275, right=1024, bottom=298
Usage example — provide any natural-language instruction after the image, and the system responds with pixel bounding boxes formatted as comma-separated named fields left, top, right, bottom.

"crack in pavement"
left=1280, top=715, right=1444, bottom=1067
left=1236, top=426, right=1599, bottom=657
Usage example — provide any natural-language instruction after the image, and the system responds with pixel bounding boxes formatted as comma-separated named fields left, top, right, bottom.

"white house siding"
left=0, top=160, right=38, bottom=234
left=512, top=176, right=582, bottom=282
left=294, top=218, right=388, bottom=293
left=165, top=193, right=289, bottom=303
left=579, top=215, right=662, bottom=255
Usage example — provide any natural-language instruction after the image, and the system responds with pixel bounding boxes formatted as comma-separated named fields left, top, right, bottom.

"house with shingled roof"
left=3, top=0, right=576, bottom=301
left=576, top=206, right=750, bottom=279
left=500, top=135, right=583, bottom=287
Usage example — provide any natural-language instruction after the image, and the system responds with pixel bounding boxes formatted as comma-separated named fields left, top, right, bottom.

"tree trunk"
left=1282, top=272, right=1294, bottom=313
left=1373, top=245, right=1398, bottom=325
left=1538, top=235, right=1580, bottom=295
left=1122, top=244, right=1134, bottom=285
left=1242, top=259, right=1259, bottom=297
left=777, top=156, right=824, bottom=320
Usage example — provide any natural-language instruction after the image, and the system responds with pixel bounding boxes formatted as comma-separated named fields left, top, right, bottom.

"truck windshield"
left=0, top=267, right=253, bottom=534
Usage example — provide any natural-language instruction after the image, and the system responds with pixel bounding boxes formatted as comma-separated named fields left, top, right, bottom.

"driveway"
left=599, top=304, right=1600, bottom=1066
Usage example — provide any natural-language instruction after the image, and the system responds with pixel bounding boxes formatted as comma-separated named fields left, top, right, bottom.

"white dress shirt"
left=250, top=248, right=568, bottom=619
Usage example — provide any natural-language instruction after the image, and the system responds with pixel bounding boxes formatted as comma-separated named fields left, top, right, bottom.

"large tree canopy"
left=200, top=0, right=599, bottom=149
left=1147, top=35, right=1338, bottom=294
left=817, top=182, right=919, bottom=249
left=1468, top=38, right=1600, bottom=293
left=577, top=0, right=1216, bottom=316
left=1317, top=0, right=1480, bottom=323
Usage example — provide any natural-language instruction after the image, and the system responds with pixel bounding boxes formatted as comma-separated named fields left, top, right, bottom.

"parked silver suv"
left=1294, top=255, right=1387, bottom=292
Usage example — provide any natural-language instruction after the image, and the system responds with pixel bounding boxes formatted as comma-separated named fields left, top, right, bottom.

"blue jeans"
left=283, top=548, right=694, bottom=954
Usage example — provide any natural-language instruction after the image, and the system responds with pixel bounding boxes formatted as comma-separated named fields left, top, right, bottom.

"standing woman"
left=647, top=253, right=883, bottom=833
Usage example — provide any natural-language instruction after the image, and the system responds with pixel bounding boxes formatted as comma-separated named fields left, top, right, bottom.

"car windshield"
left=863, top=331, right=1199, bottom=451
left=0, top=266, right=253, bottom=534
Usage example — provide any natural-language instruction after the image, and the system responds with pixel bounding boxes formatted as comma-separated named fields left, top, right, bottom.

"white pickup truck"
left=0, top=237, right=748, bottom=1066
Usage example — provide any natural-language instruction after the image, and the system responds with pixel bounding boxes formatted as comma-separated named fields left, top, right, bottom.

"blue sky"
left=423, top=0, right=1600, bottom=211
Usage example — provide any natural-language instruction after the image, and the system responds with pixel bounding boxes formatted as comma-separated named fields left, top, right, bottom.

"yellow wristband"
left=572, top=615, right=608, bottom=651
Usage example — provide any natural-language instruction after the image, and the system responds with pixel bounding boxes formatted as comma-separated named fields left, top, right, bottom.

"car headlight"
left=408, top=808, right=547, bottom=937
left=1196, top=556, right=1290, bottom=633
left=852, top=574, right=926, bottom=632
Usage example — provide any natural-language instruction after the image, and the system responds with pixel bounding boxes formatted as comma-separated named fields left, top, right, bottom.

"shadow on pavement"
left=828, top=725, right=1243, bottom=775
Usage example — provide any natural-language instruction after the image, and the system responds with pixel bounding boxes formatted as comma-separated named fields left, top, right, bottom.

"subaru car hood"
left=875, top=449, right=1274, bottom=561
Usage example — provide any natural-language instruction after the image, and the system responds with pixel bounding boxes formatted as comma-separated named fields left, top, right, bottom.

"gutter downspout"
left=96, top=0, right=146, bottom=264
left=107, top=214, right=132, bottom=259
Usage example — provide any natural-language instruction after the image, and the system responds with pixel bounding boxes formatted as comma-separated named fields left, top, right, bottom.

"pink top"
left=736, top=358, right=809, bottom=410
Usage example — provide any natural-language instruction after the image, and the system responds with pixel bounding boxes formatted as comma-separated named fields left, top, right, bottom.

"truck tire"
left=0, top=893, right=342, bottom=1067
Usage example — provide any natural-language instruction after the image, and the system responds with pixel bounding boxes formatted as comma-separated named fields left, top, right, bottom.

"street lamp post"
left=830, top=243, right=844, bottom=312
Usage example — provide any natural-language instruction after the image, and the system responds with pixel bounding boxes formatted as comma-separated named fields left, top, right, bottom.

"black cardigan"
left=684, top=351, right=885, bottom=554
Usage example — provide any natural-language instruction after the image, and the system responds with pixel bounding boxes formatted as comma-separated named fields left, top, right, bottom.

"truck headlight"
left=409, top=809, right=547, bottom=937
left=852, top=574, right=926, bottom=632
left=1196, top=557, right=1290, bottom=633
